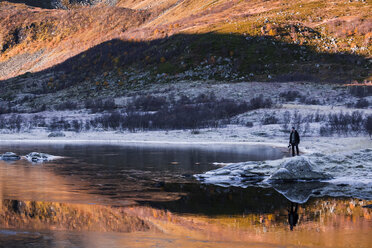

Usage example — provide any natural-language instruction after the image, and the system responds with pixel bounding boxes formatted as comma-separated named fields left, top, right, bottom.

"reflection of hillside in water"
left=0, top=199, right=151, bottom=232
left=0, top=158, right=187, bottom=206
left=0, top=160, right=98, bottom=204
left=0, top=197, right=371, bottom=248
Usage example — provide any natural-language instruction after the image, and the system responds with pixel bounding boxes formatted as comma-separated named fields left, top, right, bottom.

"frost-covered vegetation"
left=0, top=94, right=273, bottom=132
left=0, top=83, right=371, bottom=138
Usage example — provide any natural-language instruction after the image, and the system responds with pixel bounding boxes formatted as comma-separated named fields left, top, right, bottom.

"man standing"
left=289, top=127, right=300, bottom=156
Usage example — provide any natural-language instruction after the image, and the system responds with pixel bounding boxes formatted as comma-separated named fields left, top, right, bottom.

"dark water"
left=0, top=143, right=286, bottom=204
left=0, top=143, right=285, bottom=171
left=0, top=143, right=371, bottom=248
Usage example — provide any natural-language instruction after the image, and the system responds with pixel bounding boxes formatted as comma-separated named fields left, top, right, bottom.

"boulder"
left=1, top=152, right=21, bottom=161
left=269, top=156, right=331, bottom=181
left=48, top=131, right=66, bottom=137
left=25, top=152, right=53, bottom=163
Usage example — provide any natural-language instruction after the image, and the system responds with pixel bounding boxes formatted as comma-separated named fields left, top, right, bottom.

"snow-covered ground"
left=195, top=148, right=372, bottom=202
left=0, top=124, right=370, bottom=153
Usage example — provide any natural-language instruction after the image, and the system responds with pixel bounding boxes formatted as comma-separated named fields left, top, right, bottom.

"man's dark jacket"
left=289, top=130, right=300, bottom=145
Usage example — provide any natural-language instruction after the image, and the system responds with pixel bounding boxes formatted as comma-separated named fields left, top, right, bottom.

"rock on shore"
left=269, top=156, right=331, bottom=181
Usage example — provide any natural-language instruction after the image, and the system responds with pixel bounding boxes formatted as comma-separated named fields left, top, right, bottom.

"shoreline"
left=0, top=138, right=288, bottom=147
left=1, top=126, right=371, bottom=155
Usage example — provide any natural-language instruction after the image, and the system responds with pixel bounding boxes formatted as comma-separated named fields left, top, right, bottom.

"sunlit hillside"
left=0, top=0, right=370, bottom=83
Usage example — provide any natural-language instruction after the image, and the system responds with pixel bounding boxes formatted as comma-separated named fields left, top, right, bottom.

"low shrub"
left=279, top=90, right=302, bottom=102
left=323, top=111, right=365, bottom=135
left=319, top=124, right=332, bottom=136
left=133, top=95, right=167, bottom=111
left=0, top=102, right=12, bottom=114
left=249, top=94, right=272, bottom=109
left=354, top=99, right=369, bottom=108
left=86, top=93, right=273, bottom=131
left=349, top=86, right=372, bottom=98
left=365, top=115, right=372, bottom=138
left=85, top=99, right=117, bottom=112
left=273, top=73, right=317, bottom=82
left=261, top=113, right=279, bottom=125
left=55, top=101, right=78, bottom=110
left=299, top=96, right=320, bottom=105
left=281, top=111, right=291, bottom=130
left=245, top=121, right=254, bottom=127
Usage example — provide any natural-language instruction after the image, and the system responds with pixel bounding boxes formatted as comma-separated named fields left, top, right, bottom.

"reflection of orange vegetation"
left=124, top=198, right=372, bottom=248
left=0, top=199, right=151, bottom=233
left=0, top=160, right=98, bottom=204
left=0, top=197, right=370, bottom=247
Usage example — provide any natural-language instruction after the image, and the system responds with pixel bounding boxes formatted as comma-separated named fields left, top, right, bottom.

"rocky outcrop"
left=269, top=156, right=331, bottom=181
left=1, top=152, right=21, bottom=161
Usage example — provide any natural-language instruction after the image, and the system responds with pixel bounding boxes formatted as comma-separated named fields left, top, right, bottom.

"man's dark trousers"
left=291, top=144, right=299, bottom=156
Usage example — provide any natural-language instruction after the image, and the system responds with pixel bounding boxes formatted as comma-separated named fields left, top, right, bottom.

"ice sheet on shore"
left=195, top=149, right=372, bottom=202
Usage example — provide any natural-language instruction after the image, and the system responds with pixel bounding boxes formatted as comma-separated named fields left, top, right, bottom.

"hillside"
left=0, top=0, right=371, bottom=82
left=0, top=1, right=150, bottom=79
left=0, top=0, right=371, bottom=115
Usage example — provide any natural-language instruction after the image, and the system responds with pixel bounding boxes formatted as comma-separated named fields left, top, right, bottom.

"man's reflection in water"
left=288, top=202, right=299, bottom=231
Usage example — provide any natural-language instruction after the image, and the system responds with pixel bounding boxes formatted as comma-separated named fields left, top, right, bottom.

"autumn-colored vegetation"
left=0, top=199, right=151, bottom=232
left=0, top=1, right=149, bottom=79
left=0, top=0, right=371, bottom=83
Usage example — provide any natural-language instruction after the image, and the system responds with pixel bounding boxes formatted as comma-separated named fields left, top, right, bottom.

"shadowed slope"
left=4, top=0, right=115, bottom=9
left=4, top=0, right=56, bottom=8
left=0, top=33, right=370, bottom=106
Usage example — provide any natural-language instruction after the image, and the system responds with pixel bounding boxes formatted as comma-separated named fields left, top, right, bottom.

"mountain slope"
left=0, top=0, right=371, bottom=84
left=0, top=2, right=149, bottom=79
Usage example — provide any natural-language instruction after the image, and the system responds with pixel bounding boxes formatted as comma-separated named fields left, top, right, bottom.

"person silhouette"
left=288, top=202, right=299, bottom=231
left=289, top=127, right=300, bottom=156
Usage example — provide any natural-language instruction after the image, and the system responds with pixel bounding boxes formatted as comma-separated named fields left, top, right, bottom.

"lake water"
left=0, top=143, right=371, bottom=248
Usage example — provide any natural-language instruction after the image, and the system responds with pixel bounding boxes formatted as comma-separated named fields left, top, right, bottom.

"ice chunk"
left=25, top=152, right=55, bottom=163
left=1, top=152, right=21, bottom=161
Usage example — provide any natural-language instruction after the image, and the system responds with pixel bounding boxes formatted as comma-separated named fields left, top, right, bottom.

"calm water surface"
left=0, top=143, right=370, bottom=248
